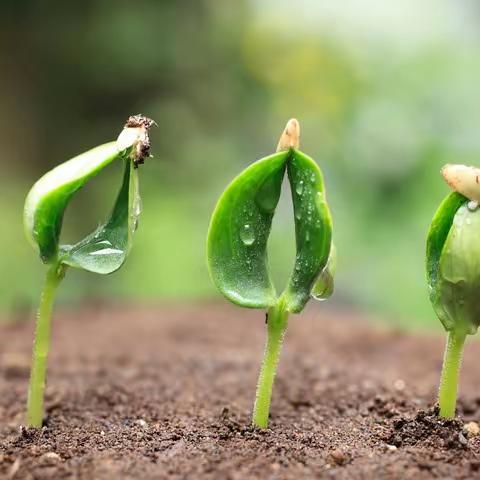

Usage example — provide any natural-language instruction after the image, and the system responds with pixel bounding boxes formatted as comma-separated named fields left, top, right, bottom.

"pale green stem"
left=27, top=264, right=64, bottom=427
left=252, top=298, right=289, bottom=428
left=438, top=330, right=467, bottom=419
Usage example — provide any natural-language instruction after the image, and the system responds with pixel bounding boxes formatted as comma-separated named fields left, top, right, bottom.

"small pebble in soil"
left=393, top=379, right=405, bottom=391
left=330, top=450, right=350, bottom=465
left=40, top=452, right=61, bottom=464
left=220, top=407, right=229, bottom=420
left=463, top=421, right=480, bottom=438
left=136, top=419, right=148, bottom=428
left=385, top=444, right=397, bottom=452
left=457, top=432, right=468, bottom=447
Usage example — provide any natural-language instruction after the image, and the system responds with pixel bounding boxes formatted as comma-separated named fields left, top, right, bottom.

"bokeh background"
left=2, top=0, right=480, bottom=329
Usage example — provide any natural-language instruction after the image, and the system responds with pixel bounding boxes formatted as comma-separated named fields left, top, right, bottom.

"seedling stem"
left=438, top=330, right=466, bottom=418
left=27, top=263, right=65, bottom=427
left=252, top=297, right=289, bottom=428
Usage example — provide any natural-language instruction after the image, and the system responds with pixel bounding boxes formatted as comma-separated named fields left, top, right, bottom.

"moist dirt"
left=1, top=303, right=480, bottom=479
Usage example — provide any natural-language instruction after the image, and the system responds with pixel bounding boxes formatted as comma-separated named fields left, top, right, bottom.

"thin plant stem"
left=252, top=297, right=289, bottom=428
left=27, top=264, right=64, bottom=427
left=438, top=330, right=467, bottom=419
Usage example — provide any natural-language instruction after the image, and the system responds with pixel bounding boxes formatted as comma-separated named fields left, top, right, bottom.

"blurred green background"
left=2, top=0, right=480, bottom=329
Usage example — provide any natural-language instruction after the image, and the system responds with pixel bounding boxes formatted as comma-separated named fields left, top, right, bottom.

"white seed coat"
left=442, top=164, right=480, bottom=203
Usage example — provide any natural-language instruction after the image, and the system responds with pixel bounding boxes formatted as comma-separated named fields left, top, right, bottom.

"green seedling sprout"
left=23, top=115, right=154, bottom=427
left=207, top=119, right=334, bottom=428
left=427, top=163, right=480, bottom=418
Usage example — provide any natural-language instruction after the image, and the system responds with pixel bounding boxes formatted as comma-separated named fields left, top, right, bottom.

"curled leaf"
left=24, top=142, right=122, bottom=263
left=425, top=186, right=480, bottom=333
left=60, top=160, right=140, bottom=274
left=283, top=150, right=333, bottom=312
left=436, top=202, right=480, bottom=333
left=207, top=152, right=289, bottom=308
left=207, top=120, right=334, bottom=314
left=426, top=191, right=467, bottom=299
left=24, top=116, right=152, bottom=271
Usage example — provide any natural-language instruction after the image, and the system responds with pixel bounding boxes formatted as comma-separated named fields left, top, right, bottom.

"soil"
left=1, top=303, right=480, bottom=479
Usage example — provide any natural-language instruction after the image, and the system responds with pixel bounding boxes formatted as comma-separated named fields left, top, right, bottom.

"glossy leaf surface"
left=426, top=192, right=466, bottom=308
left=207, top=151, right=289, bottom=308
left=24, top=142, right=123, bottom=263
left=207, top=147, right=333, bottom=313
left=24, top=135, right=143, bottom=275
left=436, top=203, right=480, bottom=334
left=283, top=150, right=333, bottom=312
left=60, top=160, right=140, bottom=274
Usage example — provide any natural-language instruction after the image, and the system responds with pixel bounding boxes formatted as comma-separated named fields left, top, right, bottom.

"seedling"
left=427, top=163, right=480, bottom=418
left=23, top=115, right=154, bottom=427
left=207, top=119, right=334, bottom=428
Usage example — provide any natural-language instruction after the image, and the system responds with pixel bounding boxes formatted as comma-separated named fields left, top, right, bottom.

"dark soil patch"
left=1, top=303, right=480, bottom=479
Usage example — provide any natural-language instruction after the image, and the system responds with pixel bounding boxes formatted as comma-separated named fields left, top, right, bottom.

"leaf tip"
left=116, top=114, right=156, bottom=168
left=276, top=118, right=300, bottom=152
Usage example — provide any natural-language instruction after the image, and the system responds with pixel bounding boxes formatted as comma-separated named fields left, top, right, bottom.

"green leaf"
left=283, top=150, right=333, bottom=312
left=60, top=160, right=140, bottom=274
left=426, top=191, right=467, bottom=302
left=207, top=151, right=289, bottom=308
left=23, top=117, right=149, bottom=275
left=24, top=142, right=123, bottom=264
left=436, top=203, right=480, bottom=333
left=207, top=146, right=334, bottom=313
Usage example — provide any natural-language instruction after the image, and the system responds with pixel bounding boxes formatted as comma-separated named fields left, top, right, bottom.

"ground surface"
left=1, top=303, right=480, bottom=479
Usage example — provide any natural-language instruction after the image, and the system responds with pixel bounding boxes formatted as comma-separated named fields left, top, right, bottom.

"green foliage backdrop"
left=2, top=0, right=480, bottom=328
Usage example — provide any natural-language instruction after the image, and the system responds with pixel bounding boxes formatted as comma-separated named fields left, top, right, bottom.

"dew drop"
left=296, top=180, right=304, bottom=196
left=468, top=200, right=479, bottom=212
left=240, top=224, right=255, bottom=246
left=134, top=197, right=142, bottom=217
left=311, top=269, right=334, bottom=301
left=90, top=247, right=124, bottom=256
left=311, top=246, right=336, bottom=302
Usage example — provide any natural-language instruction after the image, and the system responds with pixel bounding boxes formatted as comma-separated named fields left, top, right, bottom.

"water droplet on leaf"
left=311, top=245, right=336, bottom=302
left=468, top=201, right=479, bottom=212
left=240, top=224, right=255, bottom=246
left=311, top=268, right=334, bottom=301
left=296, top=180, right=304, bottom=195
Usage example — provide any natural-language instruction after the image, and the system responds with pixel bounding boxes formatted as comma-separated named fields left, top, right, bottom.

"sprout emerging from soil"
left=207, top=119, right=334, bottom=428
left=23, top=115, right=154, bottom=427
left=427, top=163, right=480, bottom=418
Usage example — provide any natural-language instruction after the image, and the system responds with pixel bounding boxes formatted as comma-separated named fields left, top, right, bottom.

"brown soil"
left=1, top=303, right=480, bottom=479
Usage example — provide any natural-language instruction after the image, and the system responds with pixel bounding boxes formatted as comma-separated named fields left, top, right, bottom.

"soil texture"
left=1, top=303, right=480, bottom=479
